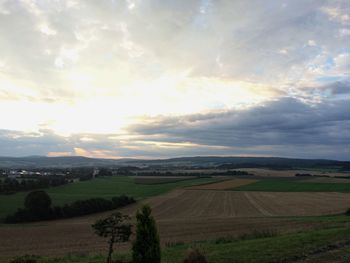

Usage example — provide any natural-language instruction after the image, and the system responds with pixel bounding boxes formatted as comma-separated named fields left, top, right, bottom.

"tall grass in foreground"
left=8, top=226, right=350, bottom=263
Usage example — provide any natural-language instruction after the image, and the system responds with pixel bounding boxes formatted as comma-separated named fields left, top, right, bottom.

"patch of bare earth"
left=188, top=179, right=257, bottom=190
left=1, top=190, right=350, bottom=260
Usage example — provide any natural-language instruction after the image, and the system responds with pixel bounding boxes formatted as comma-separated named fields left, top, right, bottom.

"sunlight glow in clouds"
left=1, top=68, right=277, bottom=136
left=0, top=0, right=350, bottom=159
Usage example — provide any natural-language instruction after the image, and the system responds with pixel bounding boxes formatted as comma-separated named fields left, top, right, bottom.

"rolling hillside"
left=0, top=155, right=349, bottom=170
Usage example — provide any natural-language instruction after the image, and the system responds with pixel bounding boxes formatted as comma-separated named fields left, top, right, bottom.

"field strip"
left=244, top=192, right=274, bottom=216
left=150, top=190, right=195, bottom=218
left=199, top=191, right=216, bottom=217
left=228, top=191, right=237, bottom=216
left=189, top=179, right=258, bottom=190
left=303, top=177, right=350, bottom=183
left=186, top=190, right=211, bottom=217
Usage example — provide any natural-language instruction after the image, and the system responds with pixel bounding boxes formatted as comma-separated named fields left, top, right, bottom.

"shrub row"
left=5, top=195, right=135, bottom=223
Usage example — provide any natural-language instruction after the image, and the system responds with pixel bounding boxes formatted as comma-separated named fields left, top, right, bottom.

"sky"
left=0, top=0, right=350, bottom=160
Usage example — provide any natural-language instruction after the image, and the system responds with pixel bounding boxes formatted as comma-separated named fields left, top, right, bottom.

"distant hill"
left=0, top=156, right=349, bottom=170
left=0, top=156, right=128, bottom=168
left=126, top=156, right=350, bottom=170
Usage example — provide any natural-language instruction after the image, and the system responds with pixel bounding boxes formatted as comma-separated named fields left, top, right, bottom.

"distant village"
left=0, top=167, right=117, bottom=195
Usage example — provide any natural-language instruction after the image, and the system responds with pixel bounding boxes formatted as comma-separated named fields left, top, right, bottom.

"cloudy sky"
left=1, top=0, right=350, bottom=160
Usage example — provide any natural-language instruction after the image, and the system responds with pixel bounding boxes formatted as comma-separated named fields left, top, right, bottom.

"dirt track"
left=1, top=189, right=350, bottom=260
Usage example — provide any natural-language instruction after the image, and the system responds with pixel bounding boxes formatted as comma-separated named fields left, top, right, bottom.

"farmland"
left=233, top=168, right=350, bottom=178
left=2, top=187, right=350, bottom=261
left=0, top=176, right=220, bottom=219
left=133, top=176, right=196, bottom=185
left=4, top=221, right=350, bottom=263
left=123, top=189, right=350, bottom=218
left=233, top=179, right=350, bottom=192
left=6, top=225, right=350, bottom=263
left=189, top=179, right=257, bottom=190
left=2, top=172, right=350, bottom=262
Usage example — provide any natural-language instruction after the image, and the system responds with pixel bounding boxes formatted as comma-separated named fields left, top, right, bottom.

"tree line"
left=134, top=170, right=250, bottom=177
left=4, top=191, right=135, bottom=223
left=0, top=177, right=68, bottom=195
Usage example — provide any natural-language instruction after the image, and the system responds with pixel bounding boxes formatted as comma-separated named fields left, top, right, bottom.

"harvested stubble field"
left=188, top=179, right=257, bottom=190
left=2, top=189, right=350, bottom=261
left=0, top=213, right=331, bottom=261
left=123, top=189, right=350, bottom=218
left=233, top=179, right=350, bottom=192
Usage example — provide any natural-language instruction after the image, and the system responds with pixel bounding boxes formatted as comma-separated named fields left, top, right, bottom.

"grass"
left=134, top=176, right=196, bottom=185
left=297, top=246, right=350, bottom=263
left=163, top=227, right=350, bottom=263
left=232, top=179, right=350, bottom=192
left=293, top=214, right=350, bottom=222
left=0, top=176, right=219, bottom=219
left=12, top=226, right=350, bottom=263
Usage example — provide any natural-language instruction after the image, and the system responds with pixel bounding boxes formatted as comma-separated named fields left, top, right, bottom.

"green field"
left=11, top=224, right=350, bottom=263
left=0, top=176, right=219, bottom=219
left=233, top=179, right=350, bottom=192
left=134, top=176, right=196, bottom=185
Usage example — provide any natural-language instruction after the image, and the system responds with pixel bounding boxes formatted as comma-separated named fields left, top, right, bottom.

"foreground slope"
left=2, top=186, right=350, bottom=260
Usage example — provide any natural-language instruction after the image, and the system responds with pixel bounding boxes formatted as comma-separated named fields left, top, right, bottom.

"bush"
left=5, top=195, right=136, bottom=223
left=183, top=249, right=207, bottom=263
left=24, top=190, right=52, bottom=218
left=8, top=255, right=40, bottom=263
left=346, top=208, right=350, bottom=215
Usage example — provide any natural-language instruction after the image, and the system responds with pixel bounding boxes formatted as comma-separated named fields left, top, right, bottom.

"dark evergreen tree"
left=132, top=205, right=160, bottom=263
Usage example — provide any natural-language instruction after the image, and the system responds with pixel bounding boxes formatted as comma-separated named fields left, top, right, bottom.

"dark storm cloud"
left=0, top=129, right=69, bottom=156
left=128, top=97, right=350, bottom=159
